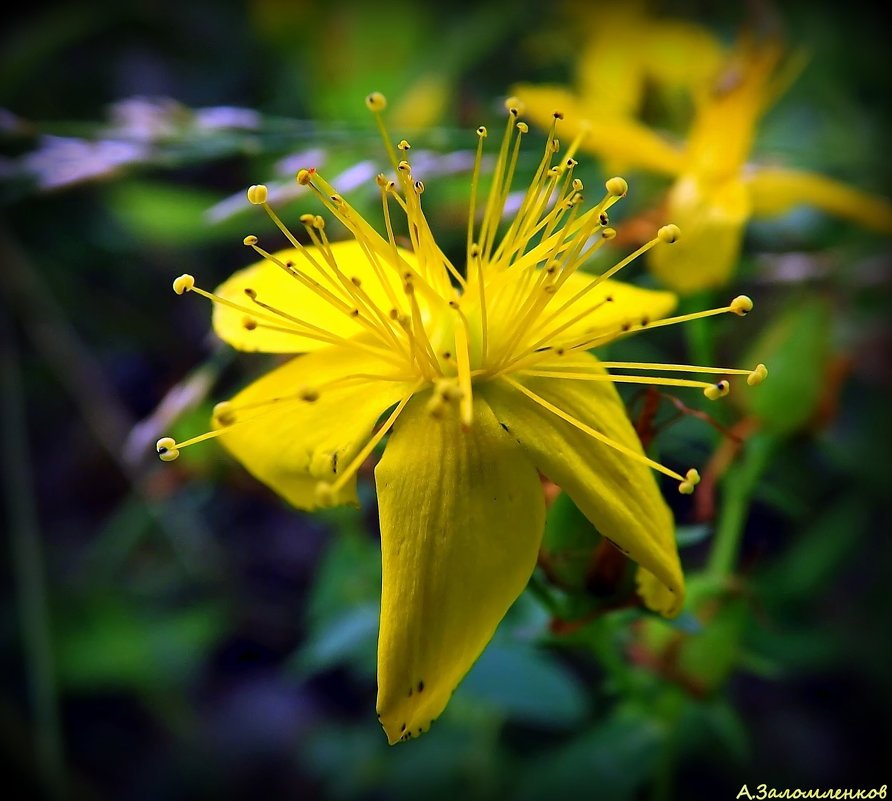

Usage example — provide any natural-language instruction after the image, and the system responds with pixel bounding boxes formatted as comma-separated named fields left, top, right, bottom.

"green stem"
left=681, top=291, right=716, bottom=368
left=707, top=432, right=776, bottom=578
left=1, top=312, right=66, bottom=799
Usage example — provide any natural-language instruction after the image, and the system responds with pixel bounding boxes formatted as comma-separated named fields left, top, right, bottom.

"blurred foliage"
left=2, top=1, right=891, bottom=800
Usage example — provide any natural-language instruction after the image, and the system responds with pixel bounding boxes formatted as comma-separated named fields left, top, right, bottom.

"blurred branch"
left=0, top=224, right=223, bottom=579
left=0, top=304, right=65, bottom=800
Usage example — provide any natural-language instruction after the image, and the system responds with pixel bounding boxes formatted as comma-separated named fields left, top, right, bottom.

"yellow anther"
left=375, top=173, right=388, bottom=187
left=156, top=436, right=179, bottom=462
left=350, top=276, right=362, bottom=287
left=397, top=160, right=411, bottom=173
left=703, top=379, right=730, bottom=400
left=365, top=92, right=387, bottom=112
left=658, top=224, right=681, bottom=244
left=516, top=122, right=529, bottom=133
left=601, top=227, right=617, bottom=240
left=313, top=215, right=325, bottom=229
left=296, top=169, right=312, bottom=185
left=747, top=363, right=769, bottom=386
left=397, top=139, right=411, bottom=151
left=213, top=402, right=236, bottom=426
left=242, top=316, right=257, bottom=330
left=434, top=379, right=463, bottom=402
left=678, top=480, right=696, bottom=495
left=572, top=178, right=583, bottom=191
left=552, top=110, right=565, bottom=120
left=469, top=242, right=481, bottom=258
left=413, top=180, right=425, bottom=195
left=550, top=138, right=560, bottom=153
left=299, top=213, right=315, bottom=225
left=314, top=481, right=335, bottom=507
left=504, top=96, right=525, bottom=116
left=565, top=158, right=578, bottom=168
left=605, top=176, right=628, bottom=197
left=246, top=184, right=268, bottom=205
left=685, top=468, right=701, bottom=486
left=476, top=126, right=488, bottom=138
left=404, top=280, right=415, bottom=295
left=426, top=394, right=446, bottom=418
left=299, top=386, right=319, bottom=402
left=243, top=235, right=258, bottom=246
left=172, top=274, right=195, bottom=295
left=730, top=295, right=754, bottom=316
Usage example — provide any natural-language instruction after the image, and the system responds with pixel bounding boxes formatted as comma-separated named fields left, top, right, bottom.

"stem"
left=681, top=291, right=716, bottom=369
left=707, top=432, right=776, bottom=578
left=1, top=311, right=66, bottom=799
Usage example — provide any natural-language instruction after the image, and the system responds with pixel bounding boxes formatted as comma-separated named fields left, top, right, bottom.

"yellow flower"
left=515, top=35, right=892, bottom=293
left=158, top=94, right=766, bottom=743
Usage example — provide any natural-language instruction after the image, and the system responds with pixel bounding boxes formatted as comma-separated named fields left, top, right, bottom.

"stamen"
left=366, top=91, right=399, bottom=172
left=451, top=303, right=475, bottom=428
left=503, top=377, right=697, bottom=494
left=703, top=380, right=731, bottom=400
left=518, top=369, right=720, bottom=393
left=155, top=436, right=179, bottom=462
left=467, top=126, right=487, bottom=266
left=315, top=383, right=422, bottom=505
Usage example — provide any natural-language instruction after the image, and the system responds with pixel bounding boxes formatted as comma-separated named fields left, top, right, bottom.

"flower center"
left=157, top=92, right=768, bottom=500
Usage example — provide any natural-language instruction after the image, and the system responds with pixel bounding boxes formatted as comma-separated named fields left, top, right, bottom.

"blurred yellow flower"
left=516, top=31, right=892, bottom=293
left=158, top=95, right=766, bottom=743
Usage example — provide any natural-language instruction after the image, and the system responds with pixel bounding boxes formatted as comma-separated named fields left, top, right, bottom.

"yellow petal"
left=375, top=393, right=545, bottom=744
left=213, top=240, right=414, bottom=353
left=216, top=345, right=413, bottom=510
left=748, top=167, right=892, bottom=233
left=648, top=173, right=751, bottom=293
left=641, top=21, right=725, bottom=94
left=511, top=84, right=685, bottom=177
left=480, top=355, right=684, bottom=617
left=685, top=41, right=784, bottom=178
left=532, top=274, right=677, bottom=347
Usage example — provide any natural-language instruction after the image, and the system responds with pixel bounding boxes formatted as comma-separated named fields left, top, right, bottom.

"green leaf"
left=512, top=705, right=666, bottom=801
left=106, top=180, right=239, bottom=247
left=455, top=641, right=589, bottom=728
left=736, top=296, right=832, bottom=435
left=55, top=597, right=225, bottom=692
left=290, top=603, right=379, bottom=680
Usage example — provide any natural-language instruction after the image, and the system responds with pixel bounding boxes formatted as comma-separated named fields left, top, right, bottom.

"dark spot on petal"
left=331, top=452, right=338, bottom=474
left=400, top=723, right=406, bottom=732
left=500, top=422, right=510, bottom=433
left=417, top=681, right=424, bottom=693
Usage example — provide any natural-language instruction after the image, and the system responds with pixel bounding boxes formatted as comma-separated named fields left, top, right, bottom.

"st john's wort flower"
left=515, top=34, right=892, bottom=293
left=157, top=94, right=767, bottom=743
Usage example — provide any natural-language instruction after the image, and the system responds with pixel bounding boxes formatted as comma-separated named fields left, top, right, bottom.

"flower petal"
left=512, top=84, right=685, bottom=177
left=648, top=174, right=751, bottom=293
left=748, top=167, right=892, bottom=233
left=213, top=240, right=414, bottom=353
left=216, top=345, right=414, bottom=510
left=374, top=393, right=546, bottom=743
left=480, top=354, right=684, bottom=617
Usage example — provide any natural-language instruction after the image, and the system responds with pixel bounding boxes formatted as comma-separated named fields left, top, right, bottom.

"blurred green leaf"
left=512, top=704, right=666, bottom=801
left=55, top=597, right=225, bottom=692
left=736, top=296, right=832, bottom=435
left=290, top=602, right=379, bottom=680
left=106, top=180, right=236, bottom=247
left=456, top=641, right=589, bottom=728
